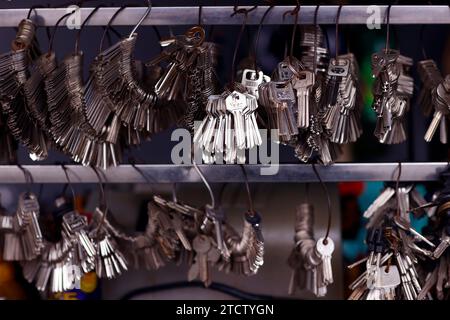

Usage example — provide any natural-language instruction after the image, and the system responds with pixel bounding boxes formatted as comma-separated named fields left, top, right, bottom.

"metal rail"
left=0, top=6, right=449, bottom=27
left=0, top=163, right=446, bottom=184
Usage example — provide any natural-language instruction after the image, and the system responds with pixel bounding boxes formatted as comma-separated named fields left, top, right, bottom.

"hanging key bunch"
left=371, top=50, right=414, bottom=144
left=411, top=168, right=450, bottom=299
left=288, top=202, right=335, bottom=297
left=194, top=7, right=262, bottom=164
left=147, top=25, right=219, bottom=133
left=323, top=53, right=362, bottom=144
left=348, top=172, right=434, bottom=300
left=0, top=15, right=48, bottom=161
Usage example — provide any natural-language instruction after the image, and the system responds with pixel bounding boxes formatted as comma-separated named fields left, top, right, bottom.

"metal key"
left=193, top=235, right=212, bottom=286
left=315, top=237, right=334, bottom=285
left=292, top=71, right=315, bottom=129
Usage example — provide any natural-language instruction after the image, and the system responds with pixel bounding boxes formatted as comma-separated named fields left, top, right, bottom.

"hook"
left=282, top=3, right=300, bottom=64
left=229, top=5, right=257, bottom=87
left=335, top=5, right=343, bottom=59
left=313, top=5, right=320, bottom=74
left=253, top=5, right=274, bottom=72
left=91, top=166, right=109, bottom=235
left=48, top=10, right=76, bottom=54
left=192, top=160, right=215, bottom=209
left=130, top=158, right=154, bottom=185
left=99, top=5, right=127, bottom=53
left=198, top=4, right=203, bottom=27
left=312, top=163, right=332, bottom=245
left=27, top=5, right=45, bottom=20
left=17, top=165, right=33, bottom=192
left=91, top=165, right=106, bottom=211
left=240, top=165, right=255, bottom=216
left=172, top=183, right=178, bottom=203
left=395, top=162, right=402, bottom=217
left=75, top=4, right=104, bottom=53
left=61, top=164, right=76, bottom=206
left=129, top=0, right=152, bottom=39
left=385, top=5, right=392, bottom=51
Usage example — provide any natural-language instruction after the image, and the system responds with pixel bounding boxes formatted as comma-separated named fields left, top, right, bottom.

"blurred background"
left=0, top=0, right=449, bottom=300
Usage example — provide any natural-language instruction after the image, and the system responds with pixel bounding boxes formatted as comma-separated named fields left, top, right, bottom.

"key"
left=170, top=212, right=192, bottom=251
left=292, top=71, right=315, bottom=129
left=324, top=58, right=350, bottom=108
left=315, top=237, right=334, bottom=285
left=225, top=91, right=247, bottom=150
left=376, top=265, right=401, bottom=300
left=241, top=69, right=270, bottom=99
left=193, top=235, right=212, bottom=286
left=433, top=236, right=450, bottom=259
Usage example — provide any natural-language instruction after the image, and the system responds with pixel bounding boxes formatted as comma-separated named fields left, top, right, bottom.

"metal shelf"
left=0, top=163, right=446, bottom=184
left=0, top=6, right=449, bottom=27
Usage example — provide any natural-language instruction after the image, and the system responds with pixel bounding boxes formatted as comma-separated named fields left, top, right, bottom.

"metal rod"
left=1, top=6, right=450, bottom=27
left=0, top=163, right=445, bottom=184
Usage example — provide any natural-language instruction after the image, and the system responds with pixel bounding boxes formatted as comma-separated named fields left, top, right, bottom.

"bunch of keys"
left=288, top=202, right=335, bottom=297
left=424, top=75, right=450, bottom=144
left=218, top=211, right=265, bottom=277
left=323, top=53, right=362, bottom=144
left=194, top=87, right=261, bottom=164
left=2, top=192, right=43, bottom=261
left=417, top=59, right=444, bottom=117
left=90, top=208, right=128, bottom=279
left=258, top=80, right=298, bottom=144
left=371, top=49, right=414, bottom=144
left=348, top=217, right=423, bottom=300
left=0, top=19, right=49, bottom=161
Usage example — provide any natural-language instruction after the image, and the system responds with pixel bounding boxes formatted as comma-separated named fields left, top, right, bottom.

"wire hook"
left=229, top=5, right=257, bottom=87
left=192, top=160, right=215, bottom=209
left=129, top=0, right=152, bottom=38
left=18, top=165, right=33, bottom=193
left=61, top=164, right=76, bottom=206
left=335, top=5, right=343, bottom=59
left=75, top=4, right=104, bottom=53
left=240, top=165, right=255, bottom=215
left=312, top=163, right=332, bottom=245
left=385, top=5, right=392, bottom=51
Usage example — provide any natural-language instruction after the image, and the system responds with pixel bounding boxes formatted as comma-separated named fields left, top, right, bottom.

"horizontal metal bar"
left=0, top=163, right=446, bottom=184
left=0, top=6, right=449, bottom=27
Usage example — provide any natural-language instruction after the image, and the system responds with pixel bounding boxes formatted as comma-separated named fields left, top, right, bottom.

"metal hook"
left=335, top=5, right=343, bottom=59
left=130, top=158, right=154, bottom=185
left=198, top=4, right=203, bottom=27
left=61, top=164, right=76, bottom=206
left=129, top=0, right=152, bottom=39
left=192, top=160, right=215, bottom=209
left=75, top=4, right=104, bottom=53
left=253, top=5, right=274, bottom=72
left=385, top=5, right=392, bottom=51
left=395, top=161, right=402, bottom=217
left=313, top=5, right=320, bottom=74
left=27, top=5, right=45, bottom=20
left=281, top=3, right=300, bottom=63
left=312, top=163, right=332, bottom=245
left=229, top=5, right=257, bottom=87
left=99, top=5, right=127, bottom=53
left=17, top=165, right=33, bottom=192
left=91, top=165, right=106, bottom=210
left=91, top=165, right=109, bottom=235
left=240, top=164, right=255, bottom=215
left=48, top=10, right=76, bottom=54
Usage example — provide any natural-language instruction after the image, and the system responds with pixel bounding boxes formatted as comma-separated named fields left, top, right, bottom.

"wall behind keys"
left=85, top=183, right=343, bottom=300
